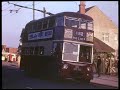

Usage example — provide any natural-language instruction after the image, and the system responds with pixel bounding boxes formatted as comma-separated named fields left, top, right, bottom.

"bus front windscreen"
left=63, top=42, right=79, bottom=62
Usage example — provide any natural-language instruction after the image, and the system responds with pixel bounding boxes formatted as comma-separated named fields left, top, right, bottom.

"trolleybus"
left=20, top=12, right=94, bottom=82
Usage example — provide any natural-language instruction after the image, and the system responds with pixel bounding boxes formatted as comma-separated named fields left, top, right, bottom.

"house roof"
left=77, top=6, right=95, bottom=13
left=85, top=6, right=95, bottom=12
left=94, top=37, right=115, bottom=53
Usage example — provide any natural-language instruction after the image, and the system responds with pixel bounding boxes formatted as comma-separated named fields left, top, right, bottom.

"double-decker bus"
left=20, top=12, right=94, bottom=82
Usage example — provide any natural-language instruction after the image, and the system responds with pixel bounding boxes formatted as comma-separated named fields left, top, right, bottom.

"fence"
left=93, top=55, right=118, bottom=76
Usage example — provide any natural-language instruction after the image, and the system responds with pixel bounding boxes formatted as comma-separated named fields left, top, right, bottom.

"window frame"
left=65, top=16, right=79, bottom=28
left=48, top=17, right=55, bottom=28
left=38, top=46, right=44, bottom=55
left=56, top=16, right=64, bottom=26
left=42, top=19, right=48, bottom=30
left=37, top=21, right=43, bottom=30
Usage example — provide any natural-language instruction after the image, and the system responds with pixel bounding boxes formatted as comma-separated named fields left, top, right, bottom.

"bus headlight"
left=63, top=64, right=68, bottom=69
left=87, top=67, right=91, bottom=71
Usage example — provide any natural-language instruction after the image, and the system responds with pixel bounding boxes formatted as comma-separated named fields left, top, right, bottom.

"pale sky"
left=2, top=1, right=118, bottom=48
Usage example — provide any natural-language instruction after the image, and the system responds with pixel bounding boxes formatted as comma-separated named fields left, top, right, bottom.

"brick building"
left=2, top=45, right=18, bottom=54
left=6, top=47, right=18, bottom=54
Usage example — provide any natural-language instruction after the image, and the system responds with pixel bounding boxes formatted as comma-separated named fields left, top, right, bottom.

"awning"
left=94, top=37, right=115, bottom=53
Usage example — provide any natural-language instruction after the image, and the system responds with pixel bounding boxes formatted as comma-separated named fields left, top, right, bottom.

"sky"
left=2, top=1, right=118, bottom=48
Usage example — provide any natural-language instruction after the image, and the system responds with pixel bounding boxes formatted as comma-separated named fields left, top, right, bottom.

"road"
left=2, top=61, right=117, bottom=89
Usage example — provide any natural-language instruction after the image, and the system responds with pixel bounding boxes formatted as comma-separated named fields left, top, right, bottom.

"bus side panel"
left=54, top=27, right=64, bottom=40
left=21, top=55, right=60, bottom=79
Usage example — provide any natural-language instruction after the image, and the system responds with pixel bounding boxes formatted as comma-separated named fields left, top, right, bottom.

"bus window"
left=56, top=16, right=64, bottom=26
left=33, top=23, right=37, bottom=31
left=26, top=47, right=29, bottom=55
left=87, top=21, right=93, bottom=30
left=34, top=47, right=39, bottom=55
left=21, top=47, right=24, bottom=55
left=31, top=24, right=34, bottom=31
left=38, top=46, right=44, bottom=55
left=30, top=47, right=34, bottom=55
left=43, top=20, right=48, bottom=30
left=33, top=47, right=35, bottom=55
left=24, top=48, right=27, bottom=55
left=65, top=17, right=79, bottom=28
left=63, top=42, right=79, bottom=62
left=80, top=19, right=87, bottom=29
left=27, top=47, right=30, bottom=55
left=37, top=21, right=42, bottom=30
left=48, top=18, right=55, bottom=28
left=52, top=43, right=62, bottom=57
left=53, top=43, right=57, bottom=53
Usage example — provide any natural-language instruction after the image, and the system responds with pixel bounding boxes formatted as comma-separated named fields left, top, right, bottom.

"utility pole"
left=33, top=1, right=35, bottom=20
left=43, top=7, right=46, bottom=18
left=8, top=2, right=54, bottom=17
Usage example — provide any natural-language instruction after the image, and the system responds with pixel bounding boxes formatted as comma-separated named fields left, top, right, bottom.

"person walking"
left=105, top=56, right=111, bottom=75
left=97, top=56, right=102, bottom=77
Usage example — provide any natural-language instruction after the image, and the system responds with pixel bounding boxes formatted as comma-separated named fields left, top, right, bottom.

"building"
left=78, top=1, right=118, bottom=74
left=2, top=45, right=18, bottom=61
left=6, top=47, right=18, bottom=54
left=2, top=45, right=18, bottom=54
left=2, top=45, right=6, bottom=53
left=78, top=1, right=118, bottom=58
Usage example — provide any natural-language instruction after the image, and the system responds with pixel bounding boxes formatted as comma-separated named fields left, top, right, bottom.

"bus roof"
left=26, top=12, right=93, bottom=26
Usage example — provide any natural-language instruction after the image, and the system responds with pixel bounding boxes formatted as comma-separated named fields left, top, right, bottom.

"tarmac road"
left=2, top=61, right=117, bottom=89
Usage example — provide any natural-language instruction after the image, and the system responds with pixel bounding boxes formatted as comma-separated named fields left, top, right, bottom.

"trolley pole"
left=33, top=1, right=35, bottom=20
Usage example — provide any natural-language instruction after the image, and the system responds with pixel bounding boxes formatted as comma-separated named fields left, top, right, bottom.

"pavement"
left=91, top=74, right=119, bottom=88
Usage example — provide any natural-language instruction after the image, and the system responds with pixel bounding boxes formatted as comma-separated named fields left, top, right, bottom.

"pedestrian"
left=97, top=56, right=101, bottom=77
left=105, top=56, right=110, bottom=75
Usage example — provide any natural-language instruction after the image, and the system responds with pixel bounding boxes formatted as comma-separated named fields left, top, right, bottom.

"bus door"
left=79, top=45, right=92, bottom=63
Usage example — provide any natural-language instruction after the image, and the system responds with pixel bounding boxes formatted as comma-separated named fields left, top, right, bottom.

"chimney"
left=79, top=1, right=86, bottom=14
